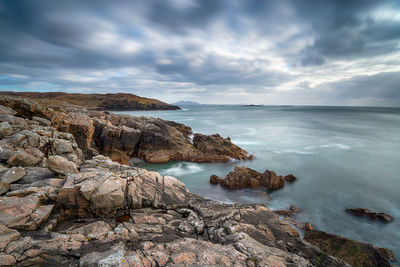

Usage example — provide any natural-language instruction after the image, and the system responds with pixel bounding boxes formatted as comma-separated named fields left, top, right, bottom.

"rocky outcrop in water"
left=0, top=95, right=253, bottom=164
left=346, top=208, right=393, bottom=223
left=304, top=229, right=395, bottom=267
left=210, top=166, right=296, bottom=190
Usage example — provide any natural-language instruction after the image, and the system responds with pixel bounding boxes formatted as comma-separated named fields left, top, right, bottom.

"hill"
left=173, top=100, right=201, bottom=106
left=0, top=91, right=180, bottom=111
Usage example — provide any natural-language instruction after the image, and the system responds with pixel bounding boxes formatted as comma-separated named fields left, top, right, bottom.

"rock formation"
left=0, top=97, right=396, bottom=266
left=346, top=208, right=393, bottom=223
left=210, top=166, right=296, bottom=190
left=0, top=95, right=253, bottom=164
left=304, top=229, right=395, bottom=267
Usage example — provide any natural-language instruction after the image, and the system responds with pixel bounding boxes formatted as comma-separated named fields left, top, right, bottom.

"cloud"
left=0, top=0, right=399, bottom=106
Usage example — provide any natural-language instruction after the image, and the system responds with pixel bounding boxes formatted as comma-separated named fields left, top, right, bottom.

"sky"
left=0, top=0, right=399, bottom=106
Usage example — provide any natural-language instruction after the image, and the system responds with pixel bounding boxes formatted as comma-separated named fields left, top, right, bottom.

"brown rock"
left=284, top=174, right=297, bottom=182
left=32, top=116, right=51, bottom=126
left=290, top=205, right=302, bottom=213
left=346, top=208, right=393, bottom=223
left=261, top=170, right=285, bottom=190
left=304, top=222, right=314, bottom=231
left=0, top=224, right=20, bottom=251
left=7, top=151, right=41, bottom=167
left=304, top=229, right=393, bottom=267
left=209, top=174, right=224, bottom=185
left=0, top=195, right=53, bottom=230
left=0, top=182, right=10, bottom=195
left=47, top=156, right=78, bottom=175
left=0, top=122, right=13, bottom=138
left=0, top=167, right=26, bottom=184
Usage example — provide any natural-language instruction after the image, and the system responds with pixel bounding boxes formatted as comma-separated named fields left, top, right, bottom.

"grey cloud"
left=0, top=0, right=399, bottom=106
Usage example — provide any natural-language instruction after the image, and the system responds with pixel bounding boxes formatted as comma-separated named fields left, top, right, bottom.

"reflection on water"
left=117, top=105, right=400, bottom=259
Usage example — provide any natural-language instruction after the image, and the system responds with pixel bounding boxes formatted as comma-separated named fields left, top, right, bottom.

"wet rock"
left=7, top=151, right=41, bottom=167
left=261, top=170, right=285, bottom=190
left=290, top=205, right=302, bottom=213
left=209, top=174, right=224, bottom=185
left=210, top=166, right=293, bottom=191
left=0, top=167, right=26, bottom=184
left=32, top=116, right=51, bottom=126
left=304, top=229, right=393, bottom=267
left=346, top=208, right=393, bottom=223
left=47, top=155, right=78, bottom=175
left=284, top=174, right=297, bottom=182
left=304, top=222, right=314, bottom=231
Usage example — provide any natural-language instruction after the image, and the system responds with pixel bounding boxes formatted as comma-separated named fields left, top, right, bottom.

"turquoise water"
left=117, top=105, right=400, bottom=258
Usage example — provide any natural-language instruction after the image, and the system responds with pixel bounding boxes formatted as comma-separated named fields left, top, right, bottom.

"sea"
left=116, top=105, right=400, bottom=259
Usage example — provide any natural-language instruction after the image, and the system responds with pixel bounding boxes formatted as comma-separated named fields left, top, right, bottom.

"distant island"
left=0, top=91, right=180, bottom=111
left=173, top=100, right=201, bottom=106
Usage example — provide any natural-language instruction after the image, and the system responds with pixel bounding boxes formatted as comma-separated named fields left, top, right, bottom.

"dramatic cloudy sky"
left=0, top=0, right=399, bottom=105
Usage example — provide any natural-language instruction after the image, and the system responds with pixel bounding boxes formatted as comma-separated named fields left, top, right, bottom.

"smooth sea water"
left=116, top=105, right=400, bottom=259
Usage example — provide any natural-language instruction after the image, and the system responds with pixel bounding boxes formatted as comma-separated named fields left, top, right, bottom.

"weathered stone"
left=0, top=143, right=14, bottom=161
left=0, top=182, right=10, bottom=195
left=7, top=151, right=41, bottom=167
left=0, top=195, right=53, bottom=230
left=0, top=167, right=26, bottom=184
left=284, top=174, right=297, bottom=182
left=47, top=155, right=78, bottom=175
left=0, top=122, right=13, bottom=138
left=304, top=229, right=393, bottom=267
left=52, top=139, right=74, bottom=154
left=32, top=116, right=51, bottom=126
left=346, top=208, right=393, bottom=223
left=261, top=170, right=285, bottom=190
left=0, top=224, right=20, bottom=251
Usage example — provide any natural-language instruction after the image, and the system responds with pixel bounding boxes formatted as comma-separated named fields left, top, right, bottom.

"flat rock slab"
left=346, top=208, right=393, bottom=223
left=0, top=167, right=26, bottom=184
left=0, top=223, right=20, bottom=251
left=0, top=195, right=53, bottom=230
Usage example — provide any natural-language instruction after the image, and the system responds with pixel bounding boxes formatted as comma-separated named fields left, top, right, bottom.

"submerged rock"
left=346, top=208, right=393, bottom=223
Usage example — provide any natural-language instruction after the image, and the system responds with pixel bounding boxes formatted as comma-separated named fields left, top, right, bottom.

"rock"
left=0, top=167, right=26, bottom=184
left=304, top=229, right=393, bottom=267
left=261, top=170, right=285, bottom=190
left=284, top=174, right=297, bottom=182
left=16, top=167, right=55, bottom=184
left=32, top=116, right=51, bottom=126
left=0, top=122, right=13, bottom=138
left=0, top=195, right=53, bottom=230
left=0, top=143, right=14, bottom=161
left=192, top=133, right=253, bottom=162
left=52, top=139, right=74, bottom=155
left=346, top=208, right=393, bottom=223
left=304, top=222, right=314, bottom=231
left=209, top=174, right=224, bottom=185
left=0, top=105, right=16, bottom=116
left=7, top=151, right=41, bottom=167
left=0, top=224, right=20, bottom=251
left=210, top=166, right=291, bottom=191
left=47, top=156, right=78, bottom=175
left=0, top=182, right=10, bottom=195
left=290, top=205, right=302, bottom=213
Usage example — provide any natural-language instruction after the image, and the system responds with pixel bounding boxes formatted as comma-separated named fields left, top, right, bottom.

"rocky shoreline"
left=0, top=96, right=396, bottom=266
